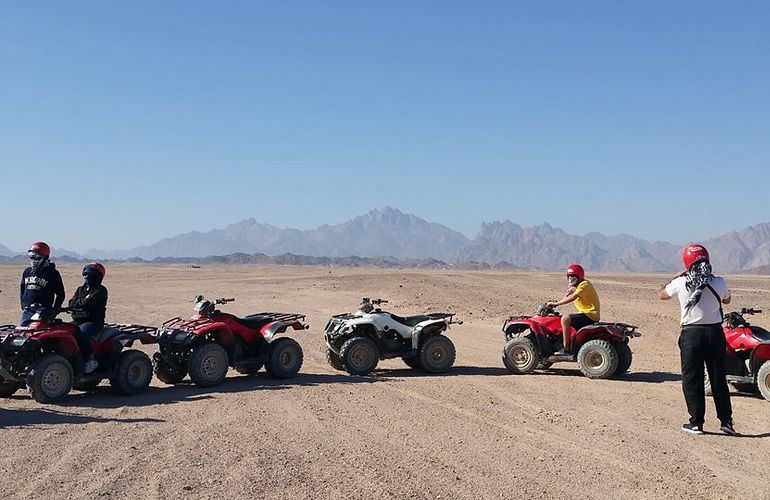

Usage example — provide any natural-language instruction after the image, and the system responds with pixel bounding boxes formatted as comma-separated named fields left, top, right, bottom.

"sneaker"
left=681, top=423, right=704, bottom=435
left=720, top=421, right=738, bottom=436
left=83, top=360, right=99, bottom=374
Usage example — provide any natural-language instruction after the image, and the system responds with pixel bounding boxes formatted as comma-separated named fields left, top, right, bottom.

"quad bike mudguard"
left=260, top=318, right=307, bottom=343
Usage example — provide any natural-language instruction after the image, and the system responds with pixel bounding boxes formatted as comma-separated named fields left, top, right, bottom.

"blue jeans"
left=75, top=322, right=103, bottom=357
left=20, top=309, right=33, bottom=326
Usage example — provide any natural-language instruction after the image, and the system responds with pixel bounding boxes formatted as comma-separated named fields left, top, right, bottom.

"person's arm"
left=659, top=273, right=682, bottom=301
left=19, top=270, right=26, bottom=308
left=70, top=286, right=107, bottom=314
left=548, top=290, right=578, bottom=308
left=52, top=271, right=65, bottom=310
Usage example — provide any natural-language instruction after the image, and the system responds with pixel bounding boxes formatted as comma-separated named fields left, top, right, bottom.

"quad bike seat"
left=389, top=314, right=431, bottom=327
left=235, top=314, right=272, bottom=329
left=750, top=327, right=770, bottom=343
left=93, top=326, right=121, bottom=343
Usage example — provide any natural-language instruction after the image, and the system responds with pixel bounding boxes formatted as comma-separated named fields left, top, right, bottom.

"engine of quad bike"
left=381, top=329, right=406, bottom=353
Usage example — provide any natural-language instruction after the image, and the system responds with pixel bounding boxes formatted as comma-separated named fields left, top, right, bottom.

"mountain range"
left=3, top=207, right=770, bottom=273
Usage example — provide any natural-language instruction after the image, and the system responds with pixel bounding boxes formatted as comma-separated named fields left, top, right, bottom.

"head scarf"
left=684, top=260, right=714, bottom=313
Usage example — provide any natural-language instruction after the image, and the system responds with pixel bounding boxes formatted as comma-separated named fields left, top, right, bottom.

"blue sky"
left=1, top=1, right=768, bottom=252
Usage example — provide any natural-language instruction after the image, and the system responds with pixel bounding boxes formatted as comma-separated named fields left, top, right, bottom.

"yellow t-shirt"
left=573, top=280, right=600, bottom=321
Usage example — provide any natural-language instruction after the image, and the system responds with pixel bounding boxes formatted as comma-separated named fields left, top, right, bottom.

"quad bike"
left=154, top=296, right=308, bottom=387
left=0, top=305, right=157, bottom=403
left=501, top=304, right=640, bottom=379
left=323, top=298, right=462, bottom=376
left=704, top=308, right=770, bottom=401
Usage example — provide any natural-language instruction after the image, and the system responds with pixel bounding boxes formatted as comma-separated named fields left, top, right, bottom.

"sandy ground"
left=0, top=264, right=768, bottom=500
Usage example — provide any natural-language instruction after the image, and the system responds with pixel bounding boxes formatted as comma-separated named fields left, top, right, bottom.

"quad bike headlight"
left=10, top=336, right=27, bottom=347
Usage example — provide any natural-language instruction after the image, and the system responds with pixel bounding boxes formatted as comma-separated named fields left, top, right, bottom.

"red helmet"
left=83, top=262, right=106, bottom=278
left=28, top=241, right=50, bottom=257
left=682, top=244, right=709, bottom=270
left=566, top=264, right=585, bottom=281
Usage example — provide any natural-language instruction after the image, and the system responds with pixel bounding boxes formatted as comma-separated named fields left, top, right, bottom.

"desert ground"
left=0, top=264, right=768, bottom=500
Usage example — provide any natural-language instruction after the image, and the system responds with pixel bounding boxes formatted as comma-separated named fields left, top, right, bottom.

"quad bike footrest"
left=726, top=375, right=754, bottom=384
left=547, top=354, right=576, bottom=362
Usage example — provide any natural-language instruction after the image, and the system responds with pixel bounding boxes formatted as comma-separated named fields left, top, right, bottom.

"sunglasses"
left=28, top=252, right=44, bottom=261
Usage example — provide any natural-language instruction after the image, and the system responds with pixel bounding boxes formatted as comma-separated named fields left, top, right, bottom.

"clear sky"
left=1, top=1, right=768, bottom=253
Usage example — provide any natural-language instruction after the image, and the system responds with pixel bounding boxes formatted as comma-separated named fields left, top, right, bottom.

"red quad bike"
left=153, top=296, right=309, bottom=387
left=705, top=308, right=770, bottom=402
left=501, top=304, right=641, bottom=379
left=0, top=306, right=157, bottom=403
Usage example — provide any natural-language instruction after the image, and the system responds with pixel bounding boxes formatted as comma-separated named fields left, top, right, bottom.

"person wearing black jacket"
left=69, top=263, right=108, bottom=374
left=20, top=241, right=65, bottom=325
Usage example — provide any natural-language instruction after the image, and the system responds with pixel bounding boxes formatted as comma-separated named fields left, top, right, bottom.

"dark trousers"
left=20, top=309, right=33, bottom=326
left=75, top=322, right=103, bottom=357
left=678, top=324, right=732, bottom=426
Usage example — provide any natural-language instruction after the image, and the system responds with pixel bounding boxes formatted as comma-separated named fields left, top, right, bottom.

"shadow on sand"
left=373, top=365, right=511, bottom=378
left=48, top=371, right=388, bottom=410
left=0, top=407, right=164, bottom=428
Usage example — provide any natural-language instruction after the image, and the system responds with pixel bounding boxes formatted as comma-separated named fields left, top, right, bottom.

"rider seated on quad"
left=20, top=241, right=65, bottom=326
left=68, top=263, right=108, bottom=374
left=546, top=264, right=600, bottom=356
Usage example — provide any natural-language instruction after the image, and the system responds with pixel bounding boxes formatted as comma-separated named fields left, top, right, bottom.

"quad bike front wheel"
left=419, top=335, right=456, bottom=373
left=26, top=354, right=74, bottom=403
left=502, top=337, right=540, bottom=374
left=188, top=343, right=229, bottom=387
left=615, top=342, right=633, bottom=376
left=266, top=338, right=304, bottom=379
left=340, top=336, right=379, bottom=376
left=153, top=352, right=188, bottom=384
left=576, top=340, right=619, bottom=379
left=326, top=348, right=344, bottom=371
left=758, top=361, right=770, bottom=401
left=111, top=350, right=153, bottom=395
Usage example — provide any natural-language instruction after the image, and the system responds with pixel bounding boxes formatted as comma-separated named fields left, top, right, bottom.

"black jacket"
left=68, top=284, right=108, bottom=324
left=20, top=262, right=66, bottom=310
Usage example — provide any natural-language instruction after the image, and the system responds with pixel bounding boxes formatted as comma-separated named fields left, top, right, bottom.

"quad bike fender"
left=572, top=324, right=624, bottom=347
left=411, top=319, right=449, bottom=349
left=34, top=330, right=80, bottom=358
left=750, top=344, right=770, bottom=374
left=184, top=322, right=234, bottom=346
left=503, top=319, right=548, bottom=338
left=261, top=320, right=307, bottom=343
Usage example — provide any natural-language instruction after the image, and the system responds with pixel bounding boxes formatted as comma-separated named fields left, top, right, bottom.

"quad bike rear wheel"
left=615, top=342, right=633, bottom=376
left=340, top=336, right=379, bottom=376
left=502, top=337, right=540, bottom=374
left=188, top=342, right=229, bottom=387
left=577, top=340, right=619, bottom=379
left=326, top=348, right=344, bottom=371
left=266, top=338, right=304, bottom=379
left=26, top=354, right=74, bottom=403
left=757, top=361, right=770, bottom=401
left=0, top=382, right=21, bottom=397
left=153, top=352, right=188, bottom=384
left=111, top=350, right=153, bottom=395
left=419, top=335, right=456, bottom=373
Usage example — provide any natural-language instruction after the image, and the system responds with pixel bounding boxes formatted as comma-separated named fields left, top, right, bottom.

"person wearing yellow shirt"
left=546, top=264, right=600, bottom=355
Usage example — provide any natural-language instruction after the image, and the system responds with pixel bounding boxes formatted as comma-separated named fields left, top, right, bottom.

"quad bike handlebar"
left=362, top=298, right=388, bottom=305
left=724, top=307, right=762, bottom=329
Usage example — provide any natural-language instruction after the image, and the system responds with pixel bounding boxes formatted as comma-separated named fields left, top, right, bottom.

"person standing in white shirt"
left=659, top=244, right=736, bottom=436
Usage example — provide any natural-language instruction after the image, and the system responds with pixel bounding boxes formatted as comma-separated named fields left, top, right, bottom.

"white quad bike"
left=323, top=298, right=462, bottom=376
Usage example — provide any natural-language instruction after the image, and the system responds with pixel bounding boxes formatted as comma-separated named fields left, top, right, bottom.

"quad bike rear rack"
left=104, top=323, right=158, bottom=336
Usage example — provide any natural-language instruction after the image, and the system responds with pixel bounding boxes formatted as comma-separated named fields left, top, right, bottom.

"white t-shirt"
left=665, top=275, right=731, bottom=326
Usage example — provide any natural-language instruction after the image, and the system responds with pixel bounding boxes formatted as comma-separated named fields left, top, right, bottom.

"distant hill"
left=89, top=207, right=470, bottom=261
left=5, top=209, right=770, bottom=274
